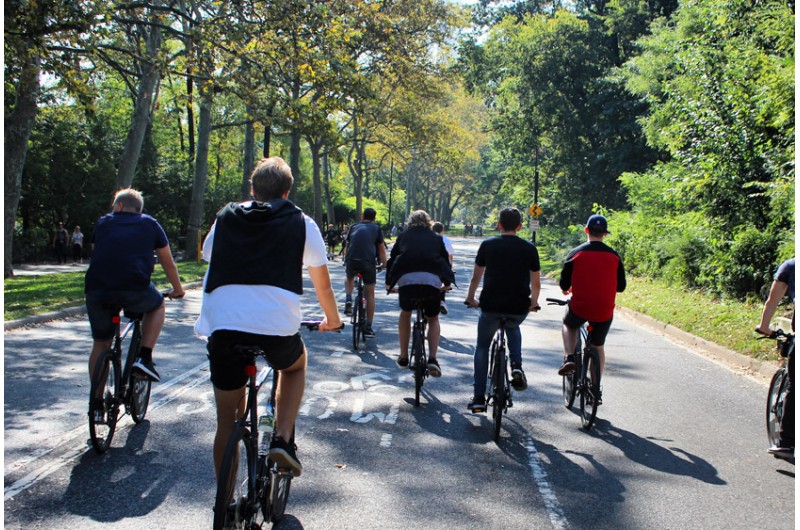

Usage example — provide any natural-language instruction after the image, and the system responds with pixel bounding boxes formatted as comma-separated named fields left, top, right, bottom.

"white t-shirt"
left=441, top=234, right=454, bottom=258
left=194, top=212, right=328, bottom=339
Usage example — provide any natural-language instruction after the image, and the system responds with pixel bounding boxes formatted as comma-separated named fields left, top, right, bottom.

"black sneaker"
left=269, top=436, right=302, bottom=477
left=511, top=365, right=528, bottom=391
left=427, top=358, right=442, bottom=377
left=396, top=356, right=409, bottom=368
left=557, top=354, right=577, bottom=376
left=468, top=395, right=486, bottom=413
left=132, top=359, right=160, bottom=382
left=364, top=326, right=376, bottom=338
left=344, top=302, right=352, bottom=316
left=592, top=386, right=603, bottom=406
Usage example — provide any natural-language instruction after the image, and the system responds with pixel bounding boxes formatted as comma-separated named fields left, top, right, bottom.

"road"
left=3, top=236, right=794, bottom=529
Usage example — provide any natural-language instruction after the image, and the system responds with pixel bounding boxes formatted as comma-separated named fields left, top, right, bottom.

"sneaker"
left=557, top=354, right=577, bottom=376
left=594, top=387, right=603, bottom=406
left=344, top=302, right=352, bottom=316
left=468, top=395, right=486, bottom=413
left=396, top=356, right=409, bottom=368
left=511, top=365, right=528, bottom=391
left=269, top=435, right=302, bottom=477
left=364, top=326, right=376, bottom=338
left=427, top=358, right=442, bottom=377
left=439, top=301, right=448, bottom=315
left=132, top=358, right=160, bottom=382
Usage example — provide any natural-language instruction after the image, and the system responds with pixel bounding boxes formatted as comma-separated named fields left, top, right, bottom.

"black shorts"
left=563, top=307, right=613, bottom=346
left=398, top=285, right=441, bottom=317
left=86, top=284, right=165, bottom=341
left=207, top=330, right=305, bottom=391
left=346, top=259, right=377, bottom=285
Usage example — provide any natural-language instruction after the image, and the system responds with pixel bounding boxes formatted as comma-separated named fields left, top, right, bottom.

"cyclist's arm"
left=156, top=245, right=185, bottom=298
left=530, top=270, right=541, bottom=312
left=465, top=263, right=484, bottom=308
left=377, top=242, right=388, bottom=269
left=308, top=264, right=343, bottom=331
left=756, top=279, right=789, bottom=335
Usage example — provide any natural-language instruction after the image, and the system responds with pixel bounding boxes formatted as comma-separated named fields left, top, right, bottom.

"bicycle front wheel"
left=129, top=371, right=152, bottom=423
left=213, top=426, right=262, bottom=530
left=766, top=367, right=789, bottom=447
left=412, top=324, right=426, bottom=407
left=563, top=334, right=582, bottom=409
left=579, top=349, right=600, bottom=430
left=492, top=348, right=507, bottom=442
left=89, top=349, right=120, bottom=453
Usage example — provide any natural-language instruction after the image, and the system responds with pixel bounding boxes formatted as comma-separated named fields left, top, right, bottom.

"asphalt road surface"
left=4, top=236, right=794, bottom=529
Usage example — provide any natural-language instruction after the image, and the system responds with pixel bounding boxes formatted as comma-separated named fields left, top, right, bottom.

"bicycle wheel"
left=267, top=467, right=293, bottom=523
left=579, top=349, right=600, bottom=430
left=351, top=295, right=362, bottom=350
left=766, top=368, right=789, bottom=447
left=129, top=371, right=152, bottom=423
left=89, top=349, right=120, bottom=453
left=213, top=425, right=262, bottom=530
left=492, top=348, right=507, bottom=442
left=412, top=324, right=426, bottom=407
left=563, top=333, right=582, bottom=409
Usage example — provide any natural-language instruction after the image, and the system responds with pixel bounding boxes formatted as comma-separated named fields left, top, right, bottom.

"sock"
left=139, top=346, right=153, bottom=363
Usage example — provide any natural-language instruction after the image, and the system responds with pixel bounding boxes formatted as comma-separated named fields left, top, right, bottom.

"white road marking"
left=525, top=434, right=569, bottom=529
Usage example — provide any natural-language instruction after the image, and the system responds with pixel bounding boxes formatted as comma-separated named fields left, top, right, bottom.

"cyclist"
left=195, top=157, right=342, bottom=479
left=343, top=208, right=387, bottom=337
left=85, top=188, right=185, bottom=389
left=432, top=221, right=454, bottom=315
left=556, top=215, right=626, bottom=406
left=385, top=210, right=454, bottom=376
left=756, top=257, right=795, bottom=460
left=465, top=207, right=541, bottom=412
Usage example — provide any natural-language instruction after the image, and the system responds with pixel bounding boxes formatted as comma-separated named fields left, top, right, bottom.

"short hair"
left=363, top=207, right=377, bottom=221
left=406, top=209, right=432, bottom=229
left=251, top=157, right=293, bottom=201
left=432, top=222, right=444, bottom=234
left=113, top=188, right=144, bottom=213
left=498, top=207, right=522, bottom=231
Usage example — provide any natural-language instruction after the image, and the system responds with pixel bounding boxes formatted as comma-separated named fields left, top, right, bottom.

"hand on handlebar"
left=464, top=297, right=479, bottom=309
left=166, top=287, right=185, bottom=300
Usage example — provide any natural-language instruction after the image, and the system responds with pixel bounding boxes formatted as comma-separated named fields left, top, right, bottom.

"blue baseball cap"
left=586, top=214, right=610, bottom=234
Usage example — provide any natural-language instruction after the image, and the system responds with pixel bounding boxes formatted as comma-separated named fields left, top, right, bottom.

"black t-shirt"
left=475, top=235, right=540, bottom=314
left=345, top=221, right=384, bottom=264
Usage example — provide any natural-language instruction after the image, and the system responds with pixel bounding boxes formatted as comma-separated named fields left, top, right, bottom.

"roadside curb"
left=4, top=282, right=204, bottom=332
left=616, top=306, right=779, bottom=382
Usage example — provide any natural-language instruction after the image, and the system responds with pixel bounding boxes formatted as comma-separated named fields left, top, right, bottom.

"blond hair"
left=406, top=210, right=432, bottom=229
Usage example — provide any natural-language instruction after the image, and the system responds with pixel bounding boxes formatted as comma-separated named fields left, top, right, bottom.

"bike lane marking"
left=525, top=434, right=569, bottom=529
left=4, top=361, right=210, bottom=501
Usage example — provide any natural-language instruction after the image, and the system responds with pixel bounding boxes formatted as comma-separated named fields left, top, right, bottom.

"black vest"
left=204, top=200, right=306, bottom=294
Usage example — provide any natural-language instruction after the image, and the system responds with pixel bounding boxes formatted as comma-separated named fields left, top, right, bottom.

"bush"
left=713, top=227, right=780, bottom=299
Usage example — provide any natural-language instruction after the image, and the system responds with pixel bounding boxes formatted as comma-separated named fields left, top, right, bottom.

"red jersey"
left=559, top=241, right=626, bottom=322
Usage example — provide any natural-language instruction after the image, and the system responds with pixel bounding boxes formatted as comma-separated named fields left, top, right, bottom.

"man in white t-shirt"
left=195, top=157, right=342, bottom=480
left=432, top=222, right=454, bottom=315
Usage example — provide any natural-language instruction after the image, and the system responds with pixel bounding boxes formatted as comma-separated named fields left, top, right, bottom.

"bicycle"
left=486, top=317, right=514, bottom=442
left=760, top=329, right=794, bottom=452
left=547, top=298, right=601, bottom=430
left=408, top=297, right=431, bottom=407
left=88, top=293, right=167, bottom=453
left=351, top=273, right=367, bottom=350
left=213, top=321, right=342, bottom=529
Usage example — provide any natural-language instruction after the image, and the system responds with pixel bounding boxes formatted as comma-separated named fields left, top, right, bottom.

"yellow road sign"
left=528, top=204, right=543, bottom=217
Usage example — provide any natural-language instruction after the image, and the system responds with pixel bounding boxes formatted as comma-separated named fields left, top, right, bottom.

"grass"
left=4, top=261, right=208, bottom=321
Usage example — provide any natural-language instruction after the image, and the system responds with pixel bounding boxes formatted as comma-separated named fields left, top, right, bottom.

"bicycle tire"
left=268, top=467, right=293, bottom=523
left=213, top=425, right=262, bottom=530
left=579, top=349, right=600, bottom=430
left=89, top=349, right=120, bottom=453
left=766, top=367, right=789, bottom=447
left=129, top=372, right=152, bottom=423
left=412, top=324, right=425, bottom=407
left=563, top=333, right=582, bottom=409
left=492, top=347, right=507, bottom=442
left=351, top=296, right=361, bottom=350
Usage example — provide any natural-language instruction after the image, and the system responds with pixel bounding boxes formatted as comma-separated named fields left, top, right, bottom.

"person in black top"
left=465, top=208, right=541, bottom=412
left=385, top=210, right=454, bottom=376
left=343, top=209, right=388, bottom=337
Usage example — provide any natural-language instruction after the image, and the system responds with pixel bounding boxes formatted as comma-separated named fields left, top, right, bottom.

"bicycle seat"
left=233, top=344, right=264, bottom=356
left=122, top=309, right=144, bottom=320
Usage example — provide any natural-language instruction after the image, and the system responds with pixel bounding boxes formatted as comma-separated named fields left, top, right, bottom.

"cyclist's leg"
left=588, top=318, right=613, bottom=380
left=212, top=386, right=246, bottom=480
left=85, top=292, right=116, bottom=391
left=473, top=312, right=500, bottom=398
left=502, top=315, right=527, bottom=366
left=397, top=309, right=412, bottom=362
left=559, top=307, right=584, bottom=374
left=361, top=266, right=378, bottom=327
left=421, top=289, right=442, bottom=359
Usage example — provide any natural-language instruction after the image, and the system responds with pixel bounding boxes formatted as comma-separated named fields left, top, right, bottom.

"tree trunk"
left=185, top=84, right=213, bottom=260
left=323, top=152, right=335, bottom=225
left=4, top=52, right=41, bottom=277
left=309, top=141, right=324, bottom=229
left=115, top=22, right=163, bottom=190
left=242, top=113, right=255, bottom=201
left=289, top=129, right=302, bottom=196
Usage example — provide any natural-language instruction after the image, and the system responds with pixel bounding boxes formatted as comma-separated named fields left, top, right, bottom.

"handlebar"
left=301, top=320, right=345, bottom=332
left=756, top=328, right=793, bottom=340
left=546, top=297, right=569, bottom=306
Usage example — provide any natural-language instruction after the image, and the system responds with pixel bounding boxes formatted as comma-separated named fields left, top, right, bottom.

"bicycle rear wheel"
left=579, top=349, right=600, bottom=430
left=213, top=425, right=263, bottom=530
left=351, top=295, right=363, bottom=350
left=766, top=367, right=789, bottom=447
left=492, top=347, right=507, bottom=442
left=89, top=349, right=120, bottom=453
left=562, top=333, right=581, bottom=409
left=412, top=325, right=426, bottom=407
left=129, top=372, right=152, bottom=423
